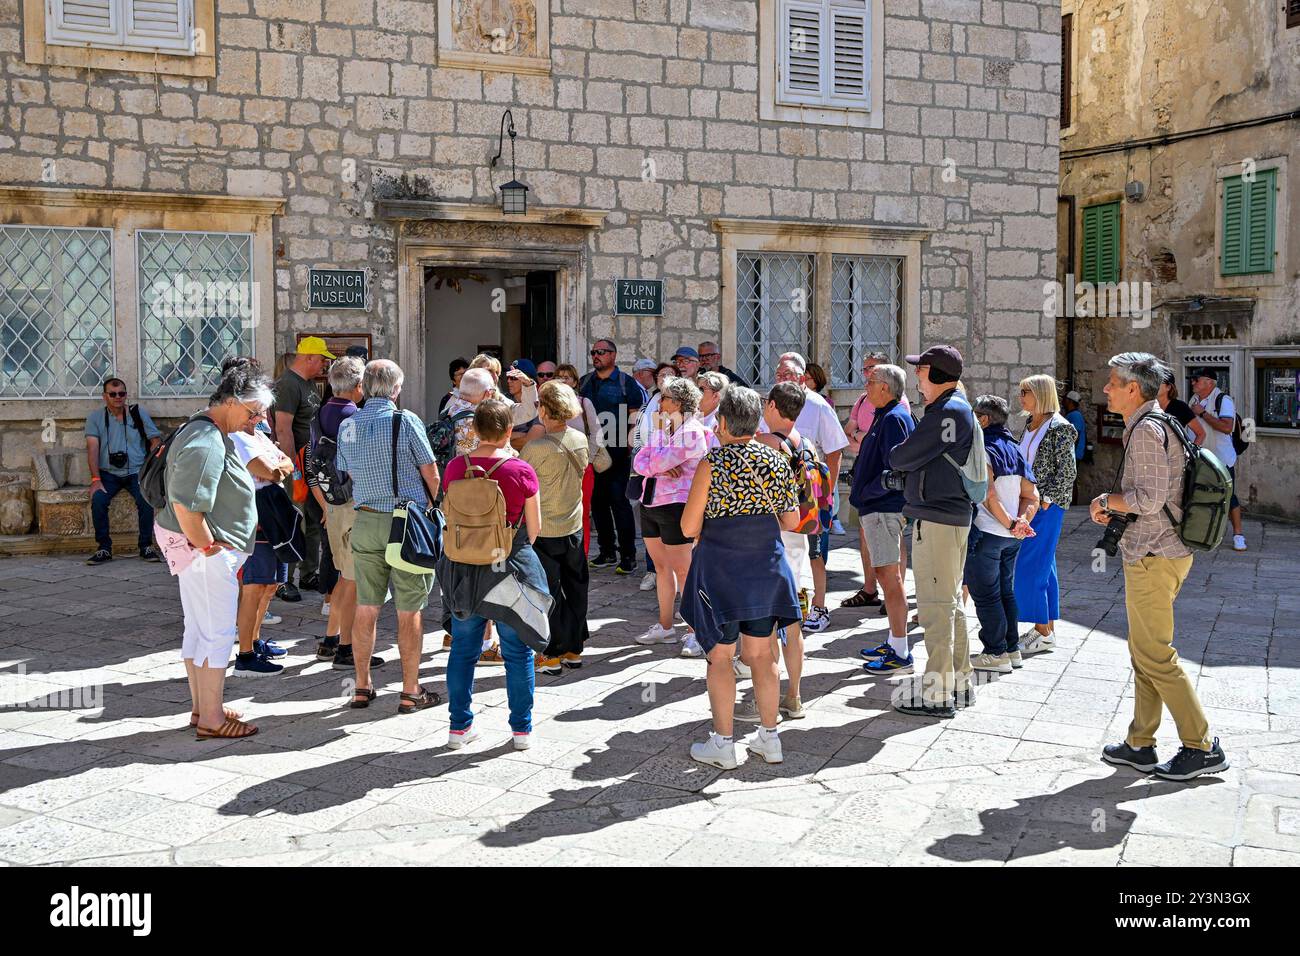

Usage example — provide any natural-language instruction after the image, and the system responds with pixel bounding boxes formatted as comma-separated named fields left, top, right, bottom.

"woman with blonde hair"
left=521, top=381, right=591, bottom=673
left=554, top=363, right=600, bottom=554
left=1013, top=374, right=1078, bottom=654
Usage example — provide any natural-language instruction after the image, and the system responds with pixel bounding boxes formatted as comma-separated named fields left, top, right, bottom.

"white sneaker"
left=1007, top=650, right=1024, bottom=669
left=690, top=735, right=744, bottom=770
left=802, top=606, right=830, bottom=633
left=512, top=732, right=532, bottom=751
left=743, top=728, right=784, bottom=764
left=1021, top=630, right=1054, bottom=654
left=679, top=632, right=703, bottom=658
left=634, top=623, right=679, bottom=645
left=733, top=658, right=752, bottom=680
left=447, top=725, right=480, bottom=749
left=320, top=602, right=331, bottom=618
left=971, top=652, right=1012, bottom=674
left=1232, top=534, right=1247, bottom=552
left=831, top=519, right=846, bottom=535
left=262, top=611, right=282, bottom=626
left=639, top=571, right=657, bottom=591
left=1040, top=629, right=1056, bottom=647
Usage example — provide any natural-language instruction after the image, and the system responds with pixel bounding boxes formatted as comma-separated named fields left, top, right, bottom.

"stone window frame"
left=23, top=0, right=215, bottom=78
left=713, top=218, right=926, bottom=403
left=436, top=0, right=552, bottom=76
left=0, top=187, right=283, bottom=424
left=759, top=0, right=884, bottom=129
left=1214, top=156, right=1288, bottom=291
left=1060, top=3, right=1077, bottom=139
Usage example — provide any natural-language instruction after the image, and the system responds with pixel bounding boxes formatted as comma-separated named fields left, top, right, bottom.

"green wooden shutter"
left=1221, top=175, right=1246, bottom=275
left=1222, top=170, right=1277, bottom=276
left=1081, top=201, right=1120, bottom=285
left=1245, top=169, right=1276, bottom=274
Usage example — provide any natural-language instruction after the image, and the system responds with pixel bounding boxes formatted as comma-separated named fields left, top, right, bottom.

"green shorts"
left=351, top=509, right=434, bottom=612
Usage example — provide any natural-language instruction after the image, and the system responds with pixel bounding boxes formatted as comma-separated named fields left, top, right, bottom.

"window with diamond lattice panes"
left=830, top=255, right=902, bottom=387
left=737, top=253, right=814, bottom=386
left=0, top=226, right=115, bottom=399
left=137, top=230, right=255, bottom=397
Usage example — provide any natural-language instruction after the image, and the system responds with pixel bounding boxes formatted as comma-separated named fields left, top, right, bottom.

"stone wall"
left=2, top=0, right=1061, bottom=417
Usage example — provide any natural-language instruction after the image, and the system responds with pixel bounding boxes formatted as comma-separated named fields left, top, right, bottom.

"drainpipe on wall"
left=1060, top=194, right=1077, bottom=389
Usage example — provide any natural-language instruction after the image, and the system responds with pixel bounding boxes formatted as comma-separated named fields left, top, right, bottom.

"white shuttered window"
left=47, top=0, right=194, bottom=55
left=778, top=0, right=871, bottom=109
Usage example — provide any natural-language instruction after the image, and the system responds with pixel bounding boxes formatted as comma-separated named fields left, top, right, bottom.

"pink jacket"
left=633, top=418, right=710, bottom=506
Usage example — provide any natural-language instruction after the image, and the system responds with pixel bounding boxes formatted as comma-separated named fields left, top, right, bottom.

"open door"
left=524, top=270, right=557, bottom=365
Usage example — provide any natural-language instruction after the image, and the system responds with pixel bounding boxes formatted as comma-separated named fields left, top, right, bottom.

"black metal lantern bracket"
left=490, top=109, right=529, bottom=215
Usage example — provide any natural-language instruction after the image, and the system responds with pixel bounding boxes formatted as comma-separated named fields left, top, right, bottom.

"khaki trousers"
left=912, top=519, right=972, bottom=705
left=1123, top=554, right=1211, bottom=751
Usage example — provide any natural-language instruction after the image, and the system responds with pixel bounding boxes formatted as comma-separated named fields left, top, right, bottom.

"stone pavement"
left=1, top=513, right=1298, bottom=867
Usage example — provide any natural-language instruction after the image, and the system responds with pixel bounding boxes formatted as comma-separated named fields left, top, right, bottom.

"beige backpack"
left=442, top=454, right=512, bottom=565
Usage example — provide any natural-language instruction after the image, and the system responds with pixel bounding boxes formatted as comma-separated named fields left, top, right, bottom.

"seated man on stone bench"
left=85, top=377, right=162, bottom=565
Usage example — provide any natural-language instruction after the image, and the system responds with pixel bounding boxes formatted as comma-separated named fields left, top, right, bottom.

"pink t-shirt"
left=848, top=391, right=912, bottom=452
left=441, top=455, right=540, bottom=525
left=632, top=418, right=710, bottom=505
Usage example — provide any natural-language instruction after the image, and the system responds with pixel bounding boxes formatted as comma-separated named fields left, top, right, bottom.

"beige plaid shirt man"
left=1117, top=400, right=1191, bottom=563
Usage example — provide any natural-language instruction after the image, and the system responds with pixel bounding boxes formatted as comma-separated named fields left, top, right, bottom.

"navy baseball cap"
left=905, top=345, right=963, bottom=378
left=510, top=358, right=538, bottom=378
left=673, top=346, right=700, bottom=360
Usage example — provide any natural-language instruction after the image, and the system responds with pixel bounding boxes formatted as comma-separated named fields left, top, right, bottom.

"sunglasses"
left=590, top=348, right=614, bottom=357
left=106, top=390, right=127, bottom=398
left=536, top=372, right=556, bottom=380
left=1019, top=388, right=1032, bottom=396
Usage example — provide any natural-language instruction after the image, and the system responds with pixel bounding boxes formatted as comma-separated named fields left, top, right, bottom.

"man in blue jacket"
left=887, top=346, right=975, bottom=718
left=848, top=363, right=915, bottom=675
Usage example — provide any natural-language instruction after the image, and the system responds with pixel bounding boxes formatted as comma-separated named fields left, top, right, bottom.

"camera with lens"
left=880, top=469, right=907, bottom=493
left=108, top=451, right=129, bottom=469
left=1096, top=511, right=1137, bottom=557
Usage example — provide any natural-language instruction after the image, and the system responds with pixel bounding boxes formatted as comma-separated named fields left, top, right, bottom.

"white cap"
left=1065, top=390, right=1082, bottom=402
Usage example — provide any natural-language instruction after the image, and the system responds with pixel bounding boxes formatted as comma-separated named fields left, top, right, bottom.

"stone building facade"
left=1059, top=0, right=1300, bottom=519
left=0, top=0, right=1061, bottom=539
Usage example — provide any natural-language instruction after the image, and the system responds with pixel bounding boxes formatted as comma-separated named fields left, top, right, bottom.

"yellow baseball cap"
left=297, top=336, right=336, bottom=359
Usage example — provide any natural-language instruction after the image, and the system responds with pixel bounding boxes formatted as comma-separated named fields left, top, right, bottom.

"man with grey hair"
left=335, top=360, right=443, bottom=713
left=1094, top=352, right=1228, bottom=781
left=849, top=364, right=916, bottom=673
left=445, top=367, right=497, bottom=456
left=772, top=352, right=848, bottom=633
left=698, top=340, right=749, bottom=387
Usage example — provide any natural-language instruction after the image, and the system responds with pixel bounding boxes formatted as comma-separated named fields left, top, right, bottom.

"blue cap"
left=510, top=358, right=538, bottom=379
left=673, top=346, right=700, bottom=360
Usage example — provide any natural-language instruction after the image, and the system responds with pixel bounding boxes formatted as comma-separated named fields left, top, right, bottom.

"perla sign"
left=615, top=279, right=663, bottom=317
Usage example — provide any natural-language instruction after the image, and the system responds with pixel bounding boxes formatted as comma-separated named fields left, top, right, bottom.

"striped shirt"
left=335, top=398, right=436, bottom=512
left=1118, top=401, right=1190, bottom=563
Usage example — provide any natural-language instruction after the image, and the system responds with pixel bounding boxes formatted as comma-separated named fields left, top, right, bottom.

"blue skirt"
left=1013, top=504, right=1065, bottom=625
left=680, top=513, right=801, bottom=653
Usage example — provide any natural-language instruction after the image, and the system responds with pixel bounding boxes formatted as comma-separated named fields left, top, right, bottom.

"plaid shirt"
left=1118, top=401, right=1190, bottom=563
left=335, top=398, right=436, bottom=511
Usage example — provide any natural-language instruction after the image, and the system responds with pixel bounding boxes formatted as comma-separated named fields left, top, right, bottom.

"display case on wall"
left=1255, top=355, right=1300, bottom=431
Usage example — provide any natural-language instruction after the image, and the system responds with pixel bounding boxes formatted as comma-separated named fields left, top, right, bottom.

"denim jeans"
left=963, top=525, right=1022, bottom=656
left=91, top=471, right=154, bottom=552
left=447, top=613, right=534, bottom=733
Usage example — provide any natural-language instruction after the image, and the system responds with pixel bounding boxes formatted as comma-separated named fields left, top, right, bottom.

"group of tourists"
left=88, top=332, right=1233, bottom=784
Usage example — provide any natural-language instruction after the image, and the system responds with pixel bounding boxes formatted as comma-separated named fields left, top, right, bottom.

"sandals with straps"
left=350, top=687, right=377, bottom=709
left=841, top=587, right=882, bottom=609
left=397, top=686, right=442, bottom=715
left=195, top=718, right=259, bottom=740
left=189, top=706, right=242, bottom=728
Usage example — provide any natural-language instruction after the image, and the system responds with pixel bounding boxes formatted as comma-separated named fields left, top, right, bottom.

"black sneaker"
left=139, top=545, right=162, bottom=562
left=615, top=557, right=637, bottom=575
left=953, top=683, right=977, bottom=710
left=1152, top=738, right=1230, bottom=781
left=317, top=635, right=340, bottom=660
left=333, top=645, right=385, bottom=670
left=588, top=553, right=617, bottom=570
left=894, top=699, right=956, bottom=719
left=299, top=572, right=320, bottom=592
left=277, top=582, right=302, bottom=603
left=233, top=651, right=283, bottom=676
left=86, top=549, right=113, bottom=566
left=1101, top=741, right=1160, bottom=772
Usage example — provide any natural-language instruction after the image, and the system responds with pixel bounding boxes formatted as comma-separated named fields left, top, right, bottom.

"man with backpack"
left=1188, top=369, right=1247, bottom=552
left=887, top=346, right=977, bottom=718
left=84, top=377, right=163, bottom=565
left=1094, top=352, right=1229, bottom=781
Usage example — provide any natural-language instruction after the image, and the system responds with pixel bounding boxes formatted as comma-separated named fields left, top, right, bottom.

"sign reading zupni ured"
left=615, top=279, right=664, bottom=317
left=309, top=268, right=368, bottom=310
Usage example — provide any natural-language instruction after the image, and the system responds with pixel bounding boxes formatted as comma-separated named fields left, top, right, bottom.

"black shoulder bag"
left=384, top=412, right=445, bottom=572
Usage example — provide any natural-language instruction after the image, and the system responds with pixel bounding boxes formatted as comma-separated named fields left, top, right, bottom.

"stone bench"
left=35, top=485, right=148, bottom=538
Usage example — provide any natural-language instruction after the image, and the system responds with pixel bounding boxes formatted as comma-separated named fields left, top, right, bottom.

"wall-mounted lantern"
left=490, top=109, right=529, bottom=216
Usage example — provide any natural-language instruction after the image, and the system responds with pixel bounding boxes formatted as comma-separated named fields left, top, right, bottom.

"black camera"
left=880, top=469, right=907, bottom=492
left=108, top=451, right=129, bottom=469
left=1096, top=512, right=1137, bottom=557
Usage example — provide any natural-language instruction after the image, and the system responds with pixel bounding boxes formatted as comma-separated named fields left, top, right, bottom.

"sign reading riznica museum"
left=615, top=279, right=663, bottom=317
left=309, top=268, right=369, bottom=310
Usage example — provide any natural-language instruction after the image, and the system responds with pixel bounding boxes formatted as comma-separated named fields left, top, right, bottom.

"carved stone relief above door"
left=437, top=0, right=550, bottom=75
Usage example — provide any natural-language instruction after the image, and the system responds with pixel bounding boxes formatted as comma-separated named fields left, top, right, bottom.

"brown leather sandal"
left=841, top=587, right=882, bottom=608
left=189, top=706, right=242, bottom=728
left=397, top=687, right=442, bottom=715
left=350, top=687, right=377, bottom=709
left=196, top=718, right=259, bottom=740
